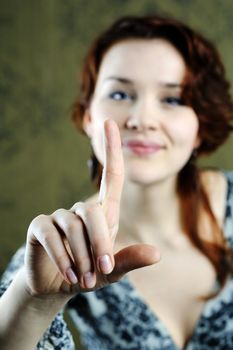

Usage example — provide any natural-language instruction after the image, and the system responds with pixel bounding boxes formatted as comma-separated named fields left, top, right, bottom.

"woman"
left=1, top=15, right=233, bottom=350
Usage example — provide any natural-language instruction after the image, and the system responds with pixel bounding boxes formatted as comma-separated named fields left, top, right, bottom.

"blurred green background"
left=1, top=0, right=233, bottom=347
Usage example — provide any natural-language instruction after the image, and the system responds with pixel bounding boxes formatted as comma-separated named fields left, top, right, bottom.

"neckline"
left=122, top=171, right=232, bottom=350
left=123, top=274, right=225, bottom=350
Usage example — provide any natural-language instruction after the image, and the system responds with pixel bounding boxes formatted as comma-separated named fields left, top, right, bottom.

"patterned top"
left=1, top=171, right=233, bottom=350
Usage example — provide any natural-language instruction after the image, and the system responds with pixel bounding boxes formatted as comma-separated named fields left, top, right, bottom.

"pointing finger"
left=99, top=119, right=124, bottom=232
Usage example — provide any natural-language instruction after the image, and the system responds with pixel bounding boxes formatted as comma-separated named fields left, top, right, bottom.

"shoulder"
left=200, top=169, right=228, bottom=225
left=200, top=169, right=227, bottom=194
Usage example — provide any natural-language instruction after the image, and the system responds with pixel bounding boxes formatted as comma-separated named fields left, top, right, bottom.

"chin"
left=124, top=155, right=190, bottom=186
left=125, top=163, right=180, bottom=187
left=126, top=170, right=165, bottom=186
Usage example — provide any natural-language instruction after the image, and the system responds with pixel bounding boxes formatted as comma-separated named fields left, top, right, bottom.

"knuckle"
left=106, top=195, right=119, bottom=206
left=70, top=201, right=83, bottom=212
left=56, top=253, right=70, bottom=269
left=28, top=214, right=49, bottom=232
left=52, top=208, right=66, bottom=217
left=37, top=213, right=48, bottom=220
left=106, top=168, right=124, bottom=178
left=77, top=256, right=92, bottom=272
left=34, top=213, right=48, bottom=223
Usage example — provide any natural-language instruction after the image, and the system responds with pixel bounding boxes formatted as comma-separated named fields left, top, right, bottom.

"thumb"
left=107, top=244, right=161, bottom=283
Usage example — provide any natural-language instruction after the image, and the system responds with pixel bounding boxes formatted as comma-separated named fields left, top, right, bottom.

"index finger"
left=98, top=119, right=124, bottom=229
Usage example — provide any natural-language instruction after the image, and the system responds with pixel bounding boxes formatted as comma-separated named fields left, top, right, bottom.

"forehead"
left=97, top=39, right=186, bottom=84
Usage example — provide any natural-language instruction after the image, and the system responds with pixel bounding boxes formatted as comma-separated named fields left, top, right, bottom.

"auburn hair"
left=72, top=15, right=233, bottom=298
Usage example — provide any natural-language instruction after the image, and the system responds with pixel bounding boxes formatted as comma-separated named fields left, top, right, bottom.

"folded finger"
left=52, top=209, right=96, bottom=289
left=29, top=215, right=78, bottom=285
left=73, top=202, right=114, bottom=275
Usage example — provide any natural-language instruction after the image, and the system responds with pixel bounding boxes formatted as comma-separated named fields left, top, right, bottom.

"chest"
left=128, top=244, right=216, bottom=348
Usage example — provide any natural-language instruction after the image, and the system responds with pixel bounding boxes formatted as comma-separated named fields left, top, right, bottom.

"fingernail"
left=66, top=268, right=78, bottom=284
left=98, top=254, right=112, bottom=274
left=83, top=272, right=95, bottom=289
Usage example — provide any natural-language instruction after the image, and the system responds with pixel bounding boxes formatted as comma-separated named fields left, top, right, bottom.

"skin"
left=0, top=39, right=227, bottom=349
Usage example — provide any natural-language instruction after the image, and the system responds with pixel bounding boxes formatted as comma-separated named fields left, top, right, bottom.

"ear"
left=82, top=109, right=93, bottom=138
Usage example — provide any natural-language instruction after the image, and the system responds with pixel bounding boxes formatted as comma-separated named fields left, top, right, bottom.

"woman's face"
left=84, top=39, right=200, bottom=185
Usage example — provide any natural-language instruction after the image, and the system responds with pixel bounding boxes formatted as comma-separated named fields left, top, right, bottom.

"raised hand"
left=25, top=120, right=160, bottom=298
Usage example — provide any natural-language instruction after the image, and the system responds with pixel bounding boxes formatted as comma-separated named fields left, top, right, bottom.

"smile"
left=122, top=140, right=165, bottom=155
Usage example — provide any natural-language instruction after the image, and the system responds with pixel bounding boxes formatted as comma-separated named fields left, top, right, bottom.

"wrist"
left=16, top=268, right=72, bottom=315
left=0, top=268, right=72, bottom=350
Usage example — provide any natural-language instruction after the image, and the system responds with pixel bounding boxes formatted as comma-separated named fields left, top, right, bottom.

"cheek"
left=91, top=100, right=127, bottom=127
left=168, top=115, right=199, bottom=148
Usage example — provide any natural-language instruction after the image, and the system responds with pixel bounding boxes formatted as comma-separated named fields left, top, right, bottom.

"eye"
left=162, top=96, right=184, bottom=106
left=109, top=90, right=132, bottom=101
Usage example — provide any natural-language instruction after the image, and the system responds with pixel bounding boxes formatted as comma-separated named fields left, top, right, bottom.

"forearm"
left=0, top=268, right=70, bottom=350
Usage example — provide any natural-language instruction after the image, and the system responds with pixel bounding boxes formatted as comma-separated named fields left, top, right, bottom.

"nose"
left=125, top=96, right=159, bottom=132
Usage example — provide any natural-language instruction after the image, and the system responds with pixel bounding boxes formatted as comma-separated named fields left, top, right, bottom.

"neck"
left=119, top=176, right=184, bottom=246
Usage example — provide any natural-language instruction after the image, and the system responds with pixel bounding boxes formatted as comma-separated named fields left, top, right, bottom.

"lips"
left=122, top=140, right=165, bottom=155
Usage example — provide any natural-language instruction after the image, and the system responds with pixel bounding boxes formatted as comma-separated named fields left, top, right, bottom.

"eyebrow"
left=161, top=83, right=183, bottom=89
left=104, top=76, right=133, bottom=84
left=104, top=76, right=183, bottom=89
